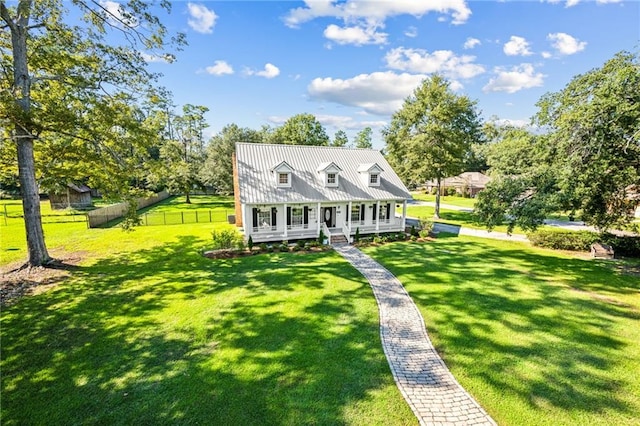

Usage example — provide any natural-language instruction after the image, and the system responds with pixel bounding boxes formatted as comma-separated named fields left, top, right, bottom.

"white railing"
left=342, top=222, right=351, bottom=242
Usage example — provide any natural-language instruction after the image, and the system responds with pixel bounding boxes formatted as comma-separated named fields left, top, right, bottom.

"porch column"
left=242, top=204, right=250, bottom=239
left=317, top=202, right=321, bottom=235
left=283, top=203, right=288, bottom=239
left=375, top=200, right=380, bottom=231
left=348, top=201, right=352, bottom=231
left=402, top=200, right=407, bottom=231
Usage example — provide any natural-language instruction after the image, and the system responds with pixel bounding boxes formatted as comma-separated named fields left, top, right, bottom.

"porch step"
left=330, top=234, right=348, bottom=245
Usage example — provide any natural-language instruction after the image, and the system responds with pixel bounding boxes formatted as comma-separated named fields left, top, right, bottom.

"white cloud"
left=492, top=118, right=530, bottom=127
left=99, top=0, right=138, bottom=27
left=545, top=0, right=620, bottom=6
left=385, top=47, right=485, bottom=80
left=308, top=71, right=426, bottom=115
left=547, top=32, right=586, bottom=55
left=284, top=0, right=472, bottom=27
left=205, top=60, right=234, bottom=76
left=246, top=63, right=280, bottom=79
left=187, top=3, right=217, bottom=34
left=503, top=36, right=533, bottom=56
left=140, top=52, right=171, bottom=63
left=404, top=26, right=418, bottom=38
left=463, top=37, right=481, bottom=49
left=324, top=23, right=388, bottom=45
left=317, top=114, right=387, bottom=129
left=541, top=51, right=552, bottom=59
left=483, top=64, right=545, bottom=93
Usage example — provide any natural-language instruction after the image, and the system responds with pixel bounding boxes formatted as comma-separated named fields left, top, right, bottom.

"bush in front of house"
left=211, top=228, right=244, bottom=250
left=247, top=235, right=254, bottom=251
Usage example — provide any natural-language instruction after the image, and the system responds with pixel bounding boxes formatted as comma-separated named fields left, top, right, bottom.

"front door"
left=323, top=207, right=335, bottom=228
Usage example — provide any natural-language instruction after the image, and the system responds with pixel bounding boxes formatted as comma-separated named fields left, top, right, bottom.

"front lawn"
left=363, top=237, right=640, bottom=426
left=410, top=192, right=477, bottom=209
left=1, top=225, right=415, bottom=425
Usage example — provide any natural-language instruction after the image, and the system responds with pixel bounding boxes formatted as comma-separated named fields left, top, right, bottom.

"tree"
left=354, top=127, right=373, bottom=149
left=476, top=51, right=640, bottom=232
left=271, top=113, right=329, bottom=146
left=0, top=0, right=183, bottom=266
left=332, top=129, right=348, bottom=147
left=158, top=104, right=209, bottom=203
left=200, top=124, right=263, bottom=195
left=384, top=75, right=483, bottom=218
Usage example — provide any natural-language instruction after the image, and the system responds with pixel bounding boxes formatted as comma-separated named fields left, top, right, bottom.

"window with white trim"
left=351, top=204, right=362, bottom=223
left=258, top=210, right=271, bottom=229
left=291, top=207, right=303, bottom=227
left=278, top=173, right=289, bottom=185
left=327, top=173, right=336, bottom=185
left=369, top=173, right=379, bottom=185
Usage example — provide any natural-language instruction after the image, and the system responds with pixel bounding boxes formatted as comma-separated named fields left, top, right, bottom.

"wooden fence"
left=86, top=191, right=170, bottom=228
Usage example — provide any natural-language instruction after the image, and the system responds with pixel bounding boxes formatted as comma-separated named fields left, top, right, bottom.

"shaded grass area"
left=363, top=237, right=640, bottom=426
left=1, top=238, right=415, bottom=425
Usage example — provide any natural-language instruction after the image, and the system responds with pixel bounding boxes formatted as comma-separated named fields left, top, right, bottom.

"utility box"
left=590, top=242, right=614, bottom=259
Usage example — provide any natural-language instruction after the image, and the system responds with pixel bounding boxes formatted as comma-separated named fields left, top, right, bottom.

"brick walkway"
left=334, top=244, right=496, bottom=426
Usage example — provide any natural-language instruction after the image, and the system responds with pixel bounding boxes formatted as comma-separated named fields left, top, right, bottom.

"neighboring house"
left=424, top=172, right=491, bottom=197
left=49, top=183, right=92, bottom=209
left=233, top=143, right=412, bottom=243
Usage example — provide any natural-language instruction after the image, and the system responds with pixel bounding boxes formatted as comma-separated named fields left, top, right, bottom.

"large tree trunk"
left=4, top=0, right=52, bottom=266
left=434, top=176, right=441, bottom=219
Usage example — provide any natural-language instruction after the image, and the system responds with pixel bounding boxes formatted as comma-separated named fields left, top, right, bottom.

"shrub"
left=354, top=227, right=360, bottom=243
left=527, top=229, right=640, bottom=258
left=410, top=225, right=418, bottom=237
left=373, top=235, right=383, bottom=244
left=418, top=229, right=431, bottom=239
left=296, top=240, right=306, bottom=249
left=410, top=235, right=418, bottom=241
left=279, top=242, right=289, bottom=252
left=211, top=228, right=243, bottom=250
left=259, top=243, right=268, bottom=252
left=236, top=240, right=246, bottom=251
left=599, top=233, right=640, bottom=258
left=527, top=229, right=598, bottom=252
left=318, top=229, right=325, bottom=245
left=247, top=235, right=254, bottom=251
left=418, top=217, right=434, bottom=233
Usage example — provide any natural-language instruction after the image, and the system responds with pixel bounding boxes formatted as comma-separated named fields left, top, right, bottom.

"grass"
left=362, top=237, right=640, bottom=426
left=1, top=227, right=415, bottom=424
left=410, top=192, right=477, bottom=209
left=0, top=196, right=237, bottom=264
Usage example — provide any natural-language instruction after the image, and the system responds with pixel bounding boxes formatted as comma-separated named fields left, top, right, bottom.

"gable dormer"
left=316, top=162, right=342, bottom=188
left=357, top=163, right=383, bottom=187
left=271, top=161, right=294, bottom=188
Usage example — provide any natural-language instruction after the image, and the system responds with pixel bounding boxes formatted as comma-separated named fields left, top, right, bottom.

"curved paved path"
left=334, top=244, right=496, bottom=426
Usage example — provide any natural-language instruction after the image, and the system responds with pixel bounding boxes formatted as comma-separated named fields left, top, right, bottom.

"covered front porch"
left=242, top=200, right=408, bottom=243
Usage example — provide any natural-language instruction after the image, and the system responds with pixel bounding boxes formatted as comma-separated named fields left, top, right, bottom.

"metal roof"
left=235, top=143, right=412, bottom=204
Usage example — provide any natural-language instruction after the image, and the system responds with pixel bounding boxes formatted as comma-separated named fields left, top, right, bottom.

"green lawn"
left=4, top=196, right=640, bottom=425
left=410, top=192, right=478, bottom=209
left=362, top=237, right=640, bottom=426
left=1, top=225, right=415, bottom=425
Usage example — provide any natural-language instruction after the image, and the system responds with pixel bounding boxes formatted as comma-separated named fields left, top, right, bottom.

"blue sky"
left=128, top=0, right=638, bottom=148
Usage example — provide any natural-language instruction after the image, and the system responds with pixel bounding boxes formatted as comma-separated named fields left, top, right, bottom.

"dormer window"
left=317, top=162, right=342, bottom=188
left=271, top=161, right=294, bottom=188
left=358, top=163, right=383, bottom=187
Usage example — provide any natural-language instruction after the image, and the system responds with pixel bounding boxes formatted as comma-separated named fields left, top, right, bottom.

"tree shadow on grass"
left=1, top=236, right=413, bottom=425
left=363, top=239, right=640, bottom=423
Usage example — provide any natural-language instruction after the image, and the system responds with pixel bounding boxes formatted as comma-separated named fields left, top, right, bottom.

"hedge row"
left=527, top=229, right=640, bottom=258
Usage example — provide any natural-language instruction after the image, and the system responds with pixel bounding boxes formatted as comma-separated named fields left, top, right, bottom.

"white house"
left=233, top=143, right=412, bottom=243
